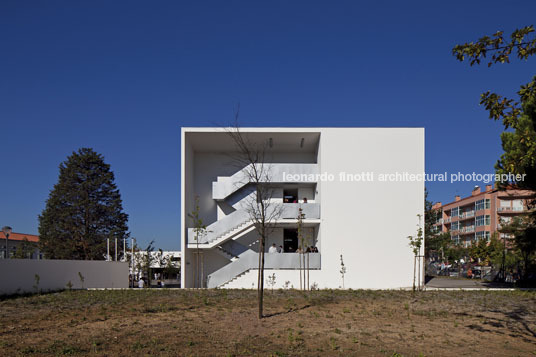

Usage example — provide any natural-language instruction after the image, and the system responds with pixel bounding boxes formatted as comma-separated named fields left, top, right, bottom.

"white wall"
left=0, top=260, right=129, bottom=295
left=317, top=128, right=424, bottom=289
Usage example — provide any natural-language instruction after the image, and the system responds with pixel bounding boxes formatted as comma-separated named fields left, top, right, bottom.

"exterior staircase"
left=213, top=163, right=319, bottom=200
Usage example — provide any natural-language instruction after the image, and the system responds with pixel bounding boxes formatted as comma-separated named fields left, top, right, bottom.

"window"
left=283, top=229, right=298, bottom=252
left=476, top=215, right=485, bottom=227
left=485, top=215, right=491, bottom=225
left=283, top=189, right=298, bottom=203
left=499, top=200, right=510, bottom=208
left=451, top=221, right=459, bottom=231
left=485, top=199, right=490, bottom=209
left=451, top=207, right=459, bottom=217
left=452, top=235, right=460, bottom=245
left=512, top=200, right=523, bottom=211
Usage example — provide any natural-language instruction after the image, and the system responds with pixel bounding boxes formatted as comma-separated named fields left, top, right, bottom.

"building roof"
left=0, top=232, right=39, bottom=243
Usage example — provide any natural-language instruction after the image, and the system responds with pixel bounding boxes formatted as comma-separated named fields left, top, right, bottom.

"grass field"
left=0, top=288, right=535, bottom=356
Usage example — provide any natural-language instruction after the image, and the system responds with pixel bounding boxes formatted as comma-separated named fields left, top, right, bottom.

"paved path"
left=425, top=277, right=510, bottom=289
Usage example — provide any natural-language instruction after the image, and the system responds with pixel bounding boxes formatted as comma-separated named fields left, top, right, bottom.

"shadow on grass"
left=0, top=289, right=66, bottom=302
left=263, top=304, right=311, bottom=318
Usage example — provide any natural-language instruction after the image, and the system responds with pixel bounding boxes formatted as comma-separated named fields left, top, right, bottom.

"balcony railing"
left=460, top=226, right=475, bottom=233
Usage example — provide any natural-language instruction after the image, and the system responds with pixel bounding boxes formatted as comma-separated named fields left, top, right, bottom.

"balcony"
left=280, top=203, right=320, bottom=220
left=460, top=226, right=475, bottom=233
left=498, top=206, right=524, bottom=213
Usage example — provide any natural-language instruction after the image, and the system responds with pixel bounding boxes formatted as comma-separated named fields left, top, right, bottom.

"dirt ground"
left=0, top=289, right=535, bottom=356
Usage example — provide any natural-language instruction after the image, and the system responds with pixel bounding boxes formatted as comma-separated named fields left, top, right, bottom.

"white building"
left=131, top=251, right=181, bottom=282
left=181, top=128, right=424, bottom=289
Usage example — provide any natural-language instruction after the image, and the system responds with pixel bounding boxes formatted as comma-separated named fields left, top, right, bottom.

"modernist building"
left=432, top=185, right=535, bottom=247
left=181, top=127, right=424, bottom=289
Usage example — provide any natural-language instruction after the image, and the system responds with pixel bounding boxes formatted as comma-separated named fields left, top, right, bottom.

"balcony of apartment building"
left=459, top=225, right=475, bottom=234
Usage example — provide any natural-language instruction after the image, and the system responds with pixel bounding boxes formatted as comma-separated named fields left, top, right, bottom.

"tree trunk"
left=412, top=255, right=416, bottom=292
left=299, top=251, right=302, bottom=290
left=307, top=252, right=310, bottom=290
left=258, top=235, right=265, bottom=319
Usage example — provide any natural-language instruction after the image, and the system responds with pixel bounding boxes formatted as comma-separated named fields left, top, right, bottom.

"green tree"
left=38, top=148, right=129, bottom=260
left=453, top=25, right=536, bottom=191
left=424, top=189, right=442, bottom=260
left=426, top=232, right=451, bottom=263
left=500, top=216, right=536, bottom=279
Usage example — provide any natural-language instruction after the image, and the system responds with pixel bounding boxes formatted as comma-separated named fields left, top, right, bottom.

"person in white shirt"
left=268, top=243, right=278, bottom=253
left=138, top=278, right=145, bottom=288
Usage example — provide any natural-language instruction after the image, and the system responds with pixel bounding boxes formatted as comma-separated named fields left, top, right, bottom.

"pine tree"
left=38, top=148, right=129, bottom=260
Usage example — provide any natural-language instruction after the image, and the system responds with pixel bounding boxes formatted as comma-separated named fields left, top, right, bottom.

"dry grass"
left=0, top=289, right=535, bottom=356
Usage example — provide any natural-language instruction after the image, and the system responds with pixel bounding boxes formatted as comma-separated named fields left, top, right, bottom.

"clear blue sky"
left=1, top=1, right=534, bottom=250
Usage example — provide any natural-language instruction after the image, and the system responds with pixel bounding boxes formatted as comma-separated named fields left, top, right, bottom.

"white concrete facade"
left=181, top=127, right=424, bottom=289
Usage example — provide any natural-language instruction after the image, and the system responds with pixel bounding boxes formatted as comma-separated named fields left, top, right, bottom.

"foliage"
left=469, top=235, right=503, bottom=267
left=444, top=245, right=468, bottom=263
left=424, top=189, right=442, bottom=259
left=500, top=216, right=536, bottom=278
left=140, top=240, right=156, bottom=286
left=407, top=215, right=424, bottom=291
left=13, top=238, right=36, bottom=259
left=339, top=255, right=346, bottom=289
left=453, top=26, right=536, bottom=191
left=454, top=26, right=536, bottom=279
left=452, top=26, right=536, bottom=66
left=424, top=189, right=439, bottom=239
left=426, top=232, right=451, bottom=261
left=38, top=148, right=129, bottom=260
left=407, top=214, right=424, bottom=257
left=267, top=273, right=276, bottom=291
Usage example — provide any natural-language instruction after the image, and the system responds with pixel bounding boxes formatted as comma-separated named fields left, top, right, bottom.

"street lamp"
left=2, top=226, right=12, bottom=259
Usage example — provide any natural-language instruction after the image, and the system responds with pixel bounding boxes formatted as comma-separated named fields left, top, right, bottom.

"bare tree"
left=188, top=195, right=209, bottom=288
left=225, top=110, right=283, bottom=319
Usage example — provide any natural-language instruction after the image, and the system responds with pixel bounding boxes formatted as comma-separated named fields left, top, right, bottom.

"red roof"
left=0, top=232, right=39, bottom=243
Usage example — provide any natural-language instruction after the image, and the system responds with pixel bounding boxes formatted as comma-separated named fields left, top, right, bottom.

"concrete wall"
left=0, top=259, right=129, bottom=295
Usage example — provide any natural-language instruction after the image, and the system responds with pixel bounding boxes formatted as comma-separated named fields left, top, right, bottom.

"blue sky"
left=1, top=1, right=534, bottom=250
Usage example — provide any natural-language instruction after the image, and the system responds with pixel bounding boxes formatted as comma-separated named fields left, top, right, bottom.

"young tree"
left=339, top=255, right=346, bottom=289
left=296, top=207, right=310, bottom=290
left=139, top=240, right=156, bottom=286
left=188, top=195, right=209, bottom=288
left=226, top=113, right=283, bottom=319
left=407, top=214, right=424, bottom=291
left=38, top=148, right=129, bottom=260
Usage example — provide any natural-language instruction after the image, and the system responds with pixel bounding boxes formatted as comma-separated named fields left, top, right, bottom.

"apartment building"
left=181, top=127, right=424, bottom=289
left=432, top=185, right=535, bottom=247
